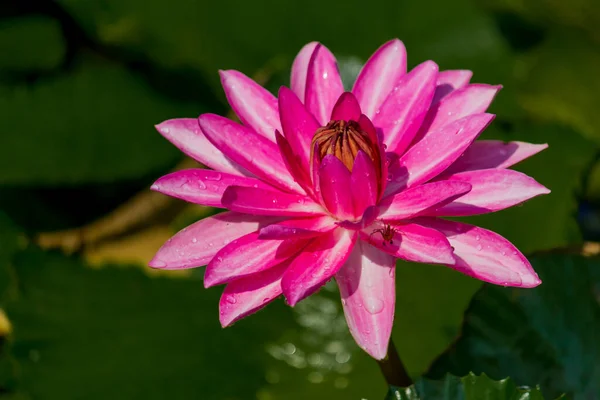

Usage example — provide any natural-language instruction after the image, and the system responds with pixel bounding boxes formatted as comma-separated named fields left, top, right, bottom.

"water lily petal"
left=274, top=132, right=314, bottom=196
left=258, top=215, right=337, bottom=239
left=282, top=228, right=357, bottom=306
left=319, top=155, right=355, bottom=220
left=351, top=151, right=379, bottom=216
left=278, top=87, right=320, bottom=172
left=434, top=70, right=473, bottom=101
left=156, top=118, right=249, bottom=176
left=219, top=261, right=288, bottom=327
left=416, top=218, right=541, bottom=287
left=362, top=222, right=454, bottom=264
left=374, top=61, right=438, bottom=155
left=305, top=44, right=344, bottom=125
left=431, top=169, right=550, bottom=216
left=378, top=180, right=472, bottom=220
left=331, top=92, right=362, bottom=121
left=149, top=212, right=279, bottom=269
left=220, top=70, right=281, bottom=142
left=419, top=84, right=501, bottom=140
left=151, top=169, right=272, bottom=207
left=291, top=42, right=319, bottom=102
left=198, top=113, right=303, bottom=193
left=386, top=113, right=494, bottom=195
left=204, top=232, right=307, bottom=287
left=443, top=140, right=548, bottom=175
left=222, top=186, right=323, bottom=216
left=336, top=241, right=395, bottom=360
left=352, top=39, right=407, bottom=119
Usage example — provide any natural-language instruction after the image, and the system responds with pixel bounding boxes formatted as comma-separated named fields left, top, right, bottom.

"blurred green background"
left=1, top=0, right=600, bottom=399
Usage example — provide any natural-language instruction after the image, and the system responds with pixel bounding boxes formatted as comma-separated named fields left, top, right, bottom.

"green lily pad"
left=427, top=254, right=600, bottom=399
left=387, top=373, right=552, bottom=400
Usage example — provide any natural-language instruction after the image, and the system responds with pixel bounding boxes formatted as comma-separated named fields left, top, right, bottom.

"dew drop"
left=192, top=237, right=198, bottom=243
left=162, top=127, right=170, bottom=134
left=365, top=297, right=384, bottom=314
left=207, top=173, right=222, bottom=181
left=475, top=235, right=481, bottom=241
left=226, top=295, right=237, bottom=304
left=253, top=184, right=258, bottom=188
left=476, top=244, right=483, bottom=251
left=196, top=180, right=207, bottom=190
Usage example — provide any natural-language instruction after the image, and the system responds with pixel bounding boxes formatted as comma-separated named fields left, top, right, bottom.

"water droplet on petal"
left=226, top=295, right=237, bottom=304
left=197, top=181, right=207, bottom=190
left=476, top=244, right=483, bottom=251
left=475, top=235, right=481, bottom=241
left=365, top=297, right=384, bottom=314
left=192, top=237, right=197, bottom=243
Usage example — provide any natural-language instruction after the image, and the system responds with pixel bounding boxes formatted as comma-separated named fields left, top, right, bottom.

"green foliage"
left=1, top=249, right=297, bottom=399
left=387, top=373, right=550, bottom=400
left=0, top=61, right=203, bottom=185
left=427, top=254, right=600, bottom=399
left=0, top=16, right=66, bottom=75
left=55, top=0, right=513, bottom=92
left=516, top=33, right=600, bottom=145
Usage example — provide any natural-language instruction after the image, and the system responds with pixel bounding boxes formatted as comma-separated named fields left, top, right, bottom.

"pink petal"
left=336, top=241, right=395, bottom=360
left=319, top=155, right=356, bottom=220
left=310, top=143, right=324, bottom=205
left=282, top=228, right=357, bottom=306
left=374, top=61, right=439, bottom=155
left=198, top=114, right=303, bottom=193
left=204, top=232, right=306, bottom=287
left=151, top=169, right=272, bottom=207
left=155, top=118, right=249, bottom=176
left=220, top=70, right=281, bottom=142
left=351, top=151, right=378, bottom=217
left=305, top=44, right=344, bottom=125
left=258, top=215, right=336, bottom=239
left=416, top=218, right=541, bottom=287
left=148, top=212, right=279, bottom=269
left=361, top=222, right=454, bottom=265
left=420, top=84, right=501, bottom=138
left=222, top=186, right=323, bottom=217
left=352, top=39, right=407, bottom=119
left=431, top=169, right=550, bottom=217
left=278, top=87, right=320, bottom=172
left=437, top=70, right=473, bottom=89
left=331, top=92, right=362, bottom=121
left=274, top=132, right=313, bottom=196
left=291, top=42, right=319, bottom=102
left=378, top=180, right=472, bottom=220
left=443, top=140, right=549, bottom=175
left=386, top=113, right=495, bottom=195
left=219, top=261, right=288, bottom=327
left=432, top=70, right=473, bottom=105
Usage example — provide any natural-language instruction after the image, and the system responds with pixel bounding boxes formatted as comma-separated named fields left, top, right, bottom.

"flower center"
left=310, top=120, right=378, bottom=172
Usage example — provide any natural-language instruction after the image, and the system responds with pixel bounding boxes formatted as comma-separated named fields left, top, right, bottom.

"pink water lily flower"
left=149, top=39, right=549, bottom=359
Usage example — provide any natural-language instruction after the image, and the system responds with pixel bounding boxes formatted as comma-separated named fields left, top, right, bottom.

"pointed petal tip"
left=149, top=182, right=160, bottom=192
left=365, top=343, right=389, bottom=360
left=148, top=256, right=167, bottom=269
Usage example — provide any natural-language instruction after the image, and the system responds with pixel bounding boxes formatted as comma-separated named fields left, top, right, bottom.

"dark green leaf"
left=427, top=254, right=600, bottom=399
left=0, top=16, right=66, bottom=74
left=0, top=61, right=203, bottom=185
left=387, top=373, right=550, bottom=400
